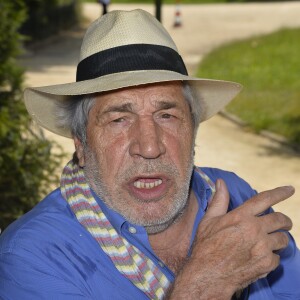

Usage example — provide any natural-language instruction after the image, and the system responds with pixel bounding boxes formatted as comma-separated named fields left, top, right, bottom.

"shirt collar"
left=191, top=167, right=212, bottom=212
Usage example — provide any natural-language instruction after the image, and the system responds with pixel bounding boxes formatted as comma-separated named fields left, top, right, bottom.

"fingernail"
left=216, top=179, right=221, bottom=189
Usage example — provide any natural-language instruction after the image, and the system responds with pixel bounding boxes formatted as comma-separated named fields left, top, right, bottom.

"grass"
left=196, top=28, right=300, bottom=147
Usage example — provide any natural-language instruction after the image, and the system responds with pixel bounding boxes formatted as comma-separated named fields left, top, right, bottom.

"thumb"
left=204, top=179, right=230, bottom=219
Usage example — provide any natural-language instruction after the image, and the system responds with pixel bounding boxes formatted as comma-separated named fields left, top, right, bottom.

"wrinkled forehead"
left=91, top=81, right=189, bottom=113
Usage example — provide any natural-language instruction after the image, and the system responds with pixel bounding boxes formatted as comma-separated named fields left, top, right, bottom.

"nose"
left=129, top=118, right=166, bottom=159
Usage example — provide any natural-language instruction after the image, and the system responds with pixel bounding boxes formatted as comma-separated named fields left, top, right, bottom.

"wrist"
left=167, top=260, right=236, bottom=299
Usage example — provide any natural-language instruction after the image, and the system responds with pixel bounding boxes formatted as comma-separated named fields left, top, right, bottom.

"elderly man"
left=0, top=9, right=299, bottom=300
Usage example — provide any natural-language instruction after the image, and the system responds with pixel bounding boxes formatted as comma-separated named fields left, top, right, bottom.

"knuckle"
left=247, top=222, right=263, bottom=239
left=278, top=232, right=289, bottom=248
left=274, top=212, right=293, bottom=229
left=231, top=213, right=244, bottom=227
left=261, top=254, right=279, bottom=272
left=275, top=212, right=286, bottom=223
left=252, top=223, right=263, bottom=236
left=251, top=239, right=269, bottom=258
left=263, top=256, right=273, bottom=270
left=259, top=190, right=272, bottom=203
left=272, top=254, right=280, bottom=270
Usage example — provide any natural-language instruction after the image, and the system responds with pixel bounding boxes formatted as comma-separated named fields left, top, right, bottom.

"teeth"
left=134, top=179, right=162, bottom=189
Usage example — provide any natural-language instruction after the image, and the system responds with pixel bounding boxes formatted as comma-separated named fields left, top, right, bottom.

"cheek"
left=87, top=126, right=130, bottom=173
left=165, top=125, right=194, bottom=165
left=165, top=112, right=194, bottom=148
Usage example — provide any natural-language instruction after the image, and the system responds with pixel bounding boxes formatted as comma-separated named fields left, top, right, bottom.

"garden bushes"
left=21, top=0, right=81, bottom=43
left=0, top=0, right=65, bottom=231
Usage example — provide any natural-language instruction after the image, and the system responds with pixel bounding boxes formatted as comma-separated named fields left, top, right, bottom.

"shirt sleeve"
left=0, top=251, right=88, bottom=300
left=266, top=233, right=300, bottom=299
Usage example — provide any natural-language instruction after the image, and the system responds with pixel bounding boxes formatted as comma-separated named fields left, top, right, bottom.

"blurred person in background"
left=98, top=0, right=110, bottom=15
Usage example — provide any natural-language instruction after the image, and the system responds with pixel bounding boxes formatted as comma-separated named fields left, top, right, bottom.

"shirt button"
left=158, top=261, right=165, bottom=268
left=129, top=226, right=137, bottom=234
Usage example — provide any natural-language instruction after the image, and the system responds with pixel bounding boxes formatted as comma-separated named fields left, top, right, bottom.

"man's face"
left=79, top=82, right=195, bottom=233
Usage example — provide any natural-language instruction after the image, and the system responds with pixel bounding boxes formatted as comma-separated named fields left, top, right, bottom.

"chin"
left=123, top=201, right=186, bottom=233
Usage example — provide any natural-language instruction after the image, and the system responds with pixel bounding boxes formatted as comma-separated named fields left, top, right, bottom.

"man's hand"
left=168, top=180, right=294, bottom=300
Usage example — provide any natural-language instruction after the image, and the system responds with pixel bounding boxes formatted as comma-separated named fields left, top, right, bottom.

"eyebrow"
left=155, top=101, right=178, bottom=110
left=101, top=103, right=134, bottom=114
left=98, top=100, right=179, bottom=120
left=103, top=100, right=178, bottom=113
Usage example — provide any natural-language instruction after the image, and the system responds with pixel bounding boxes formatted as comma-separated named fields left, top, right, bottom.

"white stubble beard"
left=83, top=146, right=195, bottom=234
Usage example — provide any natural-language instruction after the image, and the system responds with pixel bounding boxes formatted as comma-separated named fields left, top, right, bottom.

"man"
left=0, top=9, right=299, bottom=299
left=97, top=0, right=110, bottom=15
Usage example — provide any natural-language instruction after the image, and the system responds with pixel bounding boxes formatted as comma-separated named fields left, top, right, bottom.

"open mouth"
left=128, top=176, right=169, bottom=201
left=133, top=179, right=163, bottom=189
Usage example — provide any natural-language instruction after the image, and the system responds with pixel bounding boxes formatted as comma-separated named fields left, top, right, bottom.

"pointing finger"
left=239, top=186, right=295, bottom=217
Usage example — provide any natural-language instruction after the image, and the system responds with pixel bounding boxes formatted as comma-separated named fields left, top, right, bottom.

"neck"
left=148, top=190, right=198, bottom=273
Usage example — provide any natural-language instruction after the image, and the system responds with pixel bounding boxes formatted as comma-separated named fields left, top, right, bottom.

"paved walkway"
left=21, top=2, right=300, bottom=243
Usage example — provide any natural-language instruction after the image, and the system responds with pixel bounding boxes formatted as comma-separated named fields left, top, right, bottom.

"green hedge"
left=0, top=1, right=64, bottom=231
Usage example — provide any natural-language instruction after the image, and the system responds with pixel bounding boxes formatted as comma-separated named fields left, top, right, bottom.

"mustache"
left=121, top=160, right=180, bottom=181
left=84, top=146, right=195, bottom=183
left=85, top=149, right=179, bottom=178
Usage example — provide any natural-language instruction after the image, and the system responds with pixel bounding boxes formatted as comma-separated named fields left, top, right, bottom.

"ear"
left=74, top=137, right=85, bottom=167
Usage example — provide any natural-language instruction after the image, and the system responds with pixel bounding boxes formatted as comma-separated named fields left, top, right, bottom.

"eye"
left=112, top=117, right=126, bottom=123
left=161, top=113, right=173, bottom=119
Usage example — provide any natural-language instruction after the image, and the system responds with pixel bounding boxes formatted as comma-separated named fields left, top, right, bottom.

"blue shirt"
left=0, top=168, right=299, bottom=299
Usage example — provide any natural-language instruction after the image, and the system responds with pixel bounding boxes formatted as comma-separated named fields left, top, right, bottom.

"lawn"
left=196, top=28, right=300, bottom=147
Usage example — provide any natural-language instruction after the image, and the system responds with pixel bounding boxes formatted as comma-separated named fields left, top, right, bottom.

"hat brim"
left=24, top=70, right=242, bottom=138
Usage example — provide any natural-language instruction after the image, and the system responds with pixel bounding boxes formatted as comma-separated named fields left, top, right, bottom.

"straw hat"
left=24, top=9, right=242, bottom=138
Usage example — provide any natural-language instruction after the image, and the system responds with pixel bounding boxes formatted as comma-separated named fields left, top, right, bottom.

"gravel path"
left=21, top=2, right=300, bottom=243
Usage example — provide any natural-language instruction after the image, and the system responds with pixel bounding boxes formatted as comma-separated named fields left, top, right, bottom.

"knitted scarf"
left=60, top=160, right=215, bottom=299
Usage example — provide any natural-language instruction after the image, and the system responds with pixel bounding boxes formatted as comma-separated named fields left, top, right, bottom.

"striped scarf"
left=60, top=160, right=215, bottom=299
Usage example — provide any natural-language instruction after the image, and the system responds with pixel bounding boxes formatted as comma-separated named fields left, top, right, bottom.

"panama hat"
left=24, top=9, right=242, bottom=138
